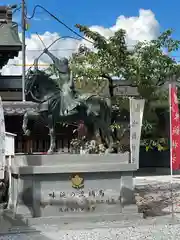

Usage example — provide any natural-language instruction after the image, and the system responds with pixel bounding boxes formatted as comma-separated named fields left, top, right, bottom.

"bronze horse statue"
left=22, top=52, right=113, bottom=153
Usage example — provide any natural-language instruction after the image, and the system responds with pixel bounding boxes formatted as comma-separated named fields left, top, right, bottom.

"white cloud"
left=2, top=9, right=160, bottom=75
left=1, top=32, right=80, bottom=75
left=80, top=9, right=160, bottom=50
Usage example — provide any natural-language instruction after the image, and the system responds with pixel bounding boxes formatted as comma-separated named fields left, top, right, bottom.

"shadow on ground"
left=135, top=181, right=180, bottom=218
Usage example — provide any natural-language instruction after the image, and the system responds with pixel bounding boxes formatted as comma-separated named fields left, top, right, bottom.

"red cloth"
left=77, top=120, right=87, bottom=137
left=170, top=85, right=180, bottom=170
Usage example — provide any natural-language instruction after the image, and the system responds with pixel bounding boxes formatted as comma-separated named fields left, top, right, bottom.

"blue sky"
left=2, top=0, right=180, bottom=70
left=3, top=0, right=180, bottom=37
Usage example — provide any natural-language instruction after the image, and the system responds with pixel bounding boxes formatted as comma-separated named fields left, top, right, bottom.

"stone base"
left=7, top=153, right=141, bottom=221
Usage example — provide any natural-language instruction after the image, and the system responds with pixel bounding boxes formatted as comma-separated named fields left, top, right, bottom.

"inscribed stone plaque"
left=33, top=172, right=122, bottom=217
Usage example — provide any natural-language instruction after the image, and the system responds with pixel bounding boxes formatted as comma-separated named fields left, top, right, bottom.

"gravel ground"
left=1, top=222, right=180, bottom=240
left=135, top=175, right=180, bottom=217
left=35, top=224, right=180, bottom=240
left=1, top=175, right=180, bottom=240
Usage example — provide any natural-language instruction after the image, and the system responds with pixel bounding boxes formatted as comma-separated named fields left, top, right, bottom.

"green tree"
left=72, top=26, right=180, bottom=99
left=71, top=25, right=131, bottom=98
left=70, top=26, right=180, bottom=149
left=46, top=26, right=180, bottom=150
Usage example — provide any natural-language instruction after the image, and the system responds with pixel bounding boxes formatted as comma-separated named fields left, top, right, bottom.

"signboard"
left=114, top=86, right=138, bottom=96
left=129, top=98, right=145, bottom=168
left=0, top=96, right=6, bottom=179
left=34, top=172, right=121, bottom=217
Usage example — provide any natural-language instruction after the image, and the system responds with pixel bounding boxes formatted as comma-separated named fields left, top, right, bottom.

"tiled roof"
left=0, top=22, right=22, bottom=69
left=0, top=22, right=21, bottom=47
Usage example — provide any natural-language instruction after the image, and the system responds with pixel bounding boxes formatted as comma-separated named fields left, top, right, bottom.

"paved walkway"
left=135, top=174, right=180, bottom=184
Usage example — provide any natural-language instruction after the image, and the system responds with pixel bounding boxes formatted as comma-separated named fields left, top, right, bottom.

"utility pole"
left=21, top=0, right=26, bottom=101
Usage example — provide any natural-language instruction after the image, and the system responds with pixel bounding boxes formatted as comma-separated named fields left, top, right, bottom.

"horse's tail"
left=49, top=93, right=61, bottom=116
left=103, top=97, right=112, bottom=125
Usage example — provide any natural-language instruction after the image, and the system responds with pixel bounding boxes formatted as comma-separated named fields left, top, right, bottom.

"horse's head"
left=25, top=68, right=60, bottom=101
left=25, top=69, right=36, bottom=95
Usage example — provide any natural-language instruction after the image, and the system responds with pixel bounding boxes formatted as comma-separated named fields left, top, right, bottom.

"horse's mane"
left=36, top=69, right=51, bottom=79
left=26, top=69, right=60, bottom=91
left=27, top=69, right=52, bottom=81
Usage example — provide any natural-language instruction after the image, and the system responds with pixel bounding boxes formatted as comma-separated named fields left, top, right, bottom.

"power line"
left=25, top=5, right=94, bottom=44
left=25, top=48, right=77, bottom=51
left=12, top=5, right=21, bottom=15
left=24, top=5, right=180, bottom=61
left=24, top=36, right=81, bottom=74
left=10, top=5, right=180, bottom=59
left=7, top=4, right=180, bottom=60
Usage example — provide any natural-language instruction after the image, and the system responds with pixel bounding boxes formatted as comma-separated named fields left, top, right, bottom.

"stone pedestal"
left=8, top=153, right=142, bottom=223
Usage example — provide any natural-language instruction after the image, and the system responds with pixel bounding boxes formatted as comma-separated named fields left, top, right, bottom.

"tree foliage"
left=70, top=26, right=180, bottom=145
left=47, top=26, right=180, bottom=148
left=71, top=26, right=180, bottom=100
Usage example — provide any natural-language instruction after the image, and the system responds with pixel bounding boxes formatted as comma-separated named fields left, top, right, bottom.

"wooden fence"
left=15, top=134, right=72, bottom=153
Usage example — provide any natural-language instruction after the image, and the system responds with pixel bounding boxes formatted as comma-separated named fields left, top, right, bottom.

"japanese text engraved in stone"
left=131, top=144, right=136, bottom=152
left=131, top=157, right=136, bottom=163
left=134, top=103, right=140, bottom=112
left=131, top=120, right=138, bottom=127
left=46, top=189, right=120, bottom=212
left=131, top=132, right=137, bottom=139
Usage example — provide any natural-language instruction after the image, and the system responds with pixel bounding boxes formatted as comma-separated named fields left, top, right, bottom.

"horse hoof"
left=47, top=149, right=53, bottom=154
left=24, top=130, right=31, bottom=136
left=105, top=148, right=114, bottom=154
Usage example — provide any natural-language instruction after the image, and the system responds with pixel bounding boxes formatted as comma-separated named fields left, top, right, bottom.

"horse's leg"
left=99, top=100, right=114, bottom=152
left=22, top=112, right=29, bottom=136
left=102, top=125, right=114, bottom=153
left=93, top=121, right=103, bottom=145
left=97, top=114, right=114, bottom=152
left=47, top=115, right=56, bottom=154
left=22, top=111, right=40, bottom=136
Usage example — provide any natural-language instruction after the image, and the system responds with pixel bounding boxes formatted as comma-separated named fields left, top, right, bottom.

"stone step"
left=0, top=210, right=143, bottom=234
